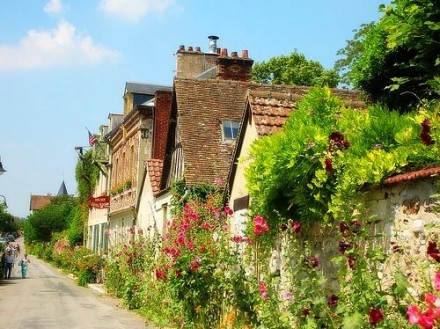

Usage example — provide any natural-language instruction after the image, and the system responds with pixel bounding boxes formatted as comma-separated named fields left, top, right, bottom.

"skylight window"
left=222, top=121, right=240, bottom=140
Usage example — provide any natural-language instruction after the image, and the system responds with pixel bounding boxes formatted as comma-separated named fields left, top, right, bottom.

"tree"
left=335, top=0, right=440, bottom=110
left=252, top=50, right=339, bottom=87
left=0, top=205, right=18, bottom=234
left=23, top=195, right=76, bottom=243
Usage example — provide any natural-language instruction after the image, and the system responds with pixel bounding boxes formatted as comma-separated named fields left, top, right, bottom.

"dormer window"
left=222, top=121, right=240, bottom=141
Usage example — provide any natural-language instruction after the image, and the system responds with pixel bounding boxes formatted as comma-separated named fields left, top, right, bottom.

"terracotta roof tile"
left=173, top=79, right=364, bottom=187
left=147, top=159, right=163, bottom=194
left=30, top=195, right=52, bottom=211
left=383, top=166, right=440, bottom=185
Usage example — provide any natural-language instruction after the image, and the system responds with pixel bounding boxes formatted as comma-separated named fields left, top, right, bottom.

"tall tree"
left=252, top=50, right=339, bottom=87
left=335, top=0, right=440, bottom=110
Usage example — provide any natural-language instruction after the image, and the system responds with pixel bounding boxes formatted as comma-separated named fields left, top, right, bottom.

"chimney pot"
left=195, top=46, right=201, bottom=52
left=178, top=45, right=185, bottom=51
left=220, top=48, right=228, bottom=57
left=208, top=35, right=219, bottom=53
left=231, top=51, right=238, bottom=58
left=187, top=46, right=193, bottom=51
left=241, top=50, right=249, bottom=59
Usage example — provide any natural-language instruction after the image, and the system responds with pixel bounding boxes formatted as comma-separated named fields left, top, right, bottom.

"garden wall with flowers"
left=101, top=88, right=440, bottom=328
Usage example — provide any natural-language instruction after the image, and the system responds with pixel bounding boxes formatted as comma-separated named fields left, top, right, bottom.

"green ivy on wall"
left=245, top=87, right=440, bottom=228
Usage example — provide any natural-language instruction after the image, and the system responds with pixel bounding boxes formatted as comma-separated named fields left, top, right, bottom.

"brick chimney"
left=152, top=90, right=173, bottom=160
left=175, top=36, right=254, bottom=82
left=175, top=37, right=219, bottom=79
left=216, top=49, right=254, bottom=82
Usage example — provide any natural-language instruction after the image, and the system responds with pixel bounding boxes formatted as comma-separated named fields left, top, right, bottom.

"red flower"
left=327, top=294, right=339, bottom=308
left=369, top=308, right=384, bottom=326
left=339, top=241, right=352, bottom=254
left=253, top=215, right=269, bottom=236
left=301, top=307, right=310, bottom=316
left=427, top=241, right=440, bottom=262
left=307, top=255, right=320, bottom=268
left=347, top=256, right=355, bottom=269
left=291, top=221, right=301, bottom=233
left=325, top=158, right=334, bottom=173
left=280, top=223, right=288, bottom=231
left=329, top=131, right=350, bottom=152
left=155, top=268, right=167, bottom=280
left=232, top=236, right=246, bottom=243
left=434, top=273, right=440, bottom=291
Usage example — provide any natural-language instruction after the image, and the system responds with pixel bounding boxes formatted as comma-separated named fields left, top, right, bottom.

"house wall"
left=229, top=116, right=259, bottom=236
left=276, top=177, right=440, bottom=294
left=87, top=173, right=109, bottom=254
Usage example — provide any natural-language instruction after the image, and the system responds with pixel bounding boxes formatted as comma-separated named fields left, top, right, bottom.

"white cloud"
left=0, top=21, right=120, bottom=70
left=99, top=0, right=176, bottom=22
left=44, top=0, right=65, bottom=14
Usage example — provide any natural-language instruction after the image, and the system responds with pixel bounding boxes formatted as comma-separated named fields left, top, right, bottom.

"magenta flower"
left=283, top=291, right=292, bottom=301
left=435, top=273, right=440, bottom=291
left=223, top=206, right=234, bottom=216
left=427, top=241, right=440, bottom=262
left=291, top=221, right=301, bottom=233
left=253, top=215, right=269, bottom=236
left=306, top=255, right=320, bottom=268
left=259, top=281, right=269, bottom=300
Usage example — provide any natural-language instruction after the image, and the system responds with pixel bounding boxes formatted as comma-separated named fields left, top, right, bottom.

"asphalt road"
left=0, top=239, right=150, bottom=329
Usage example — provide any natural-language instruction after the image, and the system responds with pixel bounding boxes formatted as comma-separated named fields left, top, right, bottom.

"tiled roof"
left=29, top=195, right=52, bottom=211
left=174, top=78, right=252, bottom=186
left=147, top=159, right=163, bottom=194
left=248, top=91, right=300, bottom=136
left=383, top=166, right=440, bottom=185
left=125, top=82, right=172, bottom=95
left=173, top=79, right=364, bottom=187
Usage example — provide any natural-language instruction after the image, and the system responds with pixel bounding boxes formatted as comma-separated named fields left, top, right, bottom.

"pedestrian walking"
left=18, top=253, right=30, bottom=278
left=4, top=249, right=15, bottom=279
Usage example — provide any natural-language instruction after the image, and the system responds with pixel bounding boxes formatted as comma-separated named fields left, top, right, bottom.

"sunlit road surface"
left=0, top=242, right=149, bottom=329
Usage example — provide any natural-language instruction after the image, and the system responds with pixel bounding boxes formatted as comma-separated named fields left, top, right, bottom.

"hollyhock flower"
left=339, top=221, right=349, bottom=236
left=407, top=305, right=422, bottom=325
left=232, top=236, right=246, bottom=243
left=291, top=221, right=301, bottom=233
left=190, top=262, right=200, bottom=271
left=214, top=178, right=223, bottom=186
left=223, top=206, right=233, bottom=216
left=329, top=131, right=350, bottom=152
left=421, top=131, right=435, bottom=146
left=347, top=256, right=355, bottom=269
left=259, top=281, right=269, bottom=300
left=155, top=268, right=167, bottom=280
left=325, top=158, right=333, bottom=173
left=327, top=294, right=339, bottom=308
left=369, top=308, right=384, bottom=326
left=253, top=215, right=269, bottom=236
left=422, top=118, right=431, bottom=133
left=425, top=293, right=440, bottom=308
left=283, top=291, right=292, bottom=301
left=280, top=223, right=288, bottom=231
left=427, top=241, right=440, bottom=262
left=435, top=273, right=440, bottom=291
left=307, top=255, right=320, bottom=268
left=137, top=228, right=144, bottom=236
left=301, top=307, right=310, bottom=316
left=339, top=241, right=352, bottom=254
left=351, top=219, right=361, bottom=234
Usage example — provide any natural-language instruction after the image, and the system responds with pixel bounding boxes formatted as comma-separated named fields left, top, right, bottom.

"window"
left=222, top=121, right=240, bottom=140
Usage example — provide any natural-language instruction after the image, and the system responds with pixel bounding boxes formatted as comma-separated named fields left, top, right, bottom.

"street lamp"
left=0, top=156, right=6, bottom=175
left=0, top=195, right=7, bottom=209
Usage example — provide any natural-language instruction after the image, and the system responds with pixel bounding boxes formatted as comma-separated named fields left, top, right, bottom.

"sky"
left=0, top=0, right=388, bottom=219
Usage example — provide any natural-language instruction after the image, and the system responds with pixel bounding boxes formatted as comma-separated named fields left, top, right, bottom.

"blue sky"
left=0, top=0, right=387, bottom=218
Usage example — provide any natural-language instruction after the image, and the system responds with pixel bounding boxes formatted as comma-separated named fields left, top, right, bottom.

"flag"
left=88, top=129, right=98, bottom=146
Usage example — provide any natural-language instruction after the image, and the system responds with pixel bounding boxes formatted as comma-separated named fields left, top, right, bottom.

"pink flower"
left=291, top=221, right=301, bottom=233
left=259, top=281, right=268, bottom=300
left=214, top=178, right=223, bottom=186
left=253, top=215, right=269, bottom=236
left=223, top=206, right=233, bottom=216
left=407, top=305, right=422, bottom=325
left=435, top=273, right=440, bottom=291
left=283, top=291, right=292, bottom=301
left=425, top=293, right=440, bottom=308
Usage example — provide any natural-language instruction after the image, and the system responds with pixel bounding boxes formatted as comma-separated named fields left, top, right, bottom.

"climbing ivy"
left=245, top=87, right=440, bottom=227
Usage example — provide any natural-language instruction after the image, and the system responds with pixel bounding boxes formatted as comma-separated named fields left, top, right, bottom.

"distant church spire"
left=57, top=181, right=68, bottom=196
